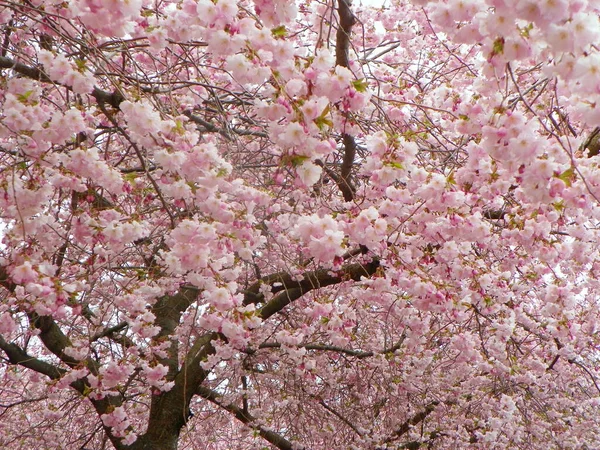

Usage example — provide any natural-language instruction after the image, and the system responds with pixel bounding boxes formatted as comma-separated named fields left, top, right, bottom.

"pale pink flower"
left=11, top=261, right=38, bottom=284
left=296, top=160, right=322, bottom=187
left=0, top=312, right=17, bottom=335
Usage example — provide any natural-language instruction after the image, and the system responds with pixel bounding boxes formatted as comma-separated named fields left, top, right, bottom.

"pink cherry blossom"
left=1, top=1, right=600, bottom=449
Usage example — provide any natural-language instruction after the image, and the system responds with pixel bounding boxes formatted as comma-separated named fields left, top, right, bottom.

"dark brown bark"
left=0, top=55, right=124, bottom=109
left=197, top=386, right=297, bottom=450
left=583, top=126, right=600, bottom=157
left=383, top=401, right=440, bottom=444
left=1, top=255, right=380, bottom=450
left=335, top=0, right=358, bottom=202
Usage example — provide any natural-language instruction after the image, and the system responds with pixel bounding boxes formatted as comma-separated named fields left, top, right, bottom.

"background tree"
left=1, top=0, right=600, bottom=449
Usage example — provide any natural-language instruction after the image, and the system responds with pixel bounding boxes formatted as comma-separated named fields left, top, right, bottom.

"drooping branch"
left=246, top=334, right=405, bottom=359
left=256, top=259, right=380, bottom=320
left=91, top=321, right=129, bottom=342
left=382, top=401, right=440, bottom=444
left=248, top=342, right=374, bottom=358
left=0, top=335, right=65, bottom=380
left=243, top=258, right=380, bottom=308
left=0, top=334, right=127, bottom=449
left=318, top=397, right=365, bottom=437
left=0, top=267, right=127, bottom=449
left=1, top=268, right=84, bottom=370
left=0, top=55, right=124, bottom=109
left=196, top=385, right=298, bottom=450
left=184, top=110, right=269, bottom=139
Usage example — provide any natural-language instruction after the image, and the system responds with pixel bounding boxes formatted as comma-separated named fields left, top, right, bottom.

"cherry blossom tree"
left=1, top=0, right=600, bottom=448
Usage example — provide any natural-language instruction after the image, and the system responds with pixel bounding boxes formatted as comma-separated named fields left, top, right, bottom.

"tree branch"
left=196, top=385, right=299, bottom=450
left=257, top=259, right=380, bottom=320
left=335, top=0, right=358, bottom=201
left=318, top=398, right=365, bottom=437
left=383, top=401, right=440, bottom=444
left=0, top=335, right=65, bottom=380
left=151, top=285, right=200, bottom=376
left=582, top=126, right=600, bottom=157
left=243, top=259, right=380, bottom=310
left=335, top=0, right=356, bottom=69
left=0, top=55, right=124, bottom=109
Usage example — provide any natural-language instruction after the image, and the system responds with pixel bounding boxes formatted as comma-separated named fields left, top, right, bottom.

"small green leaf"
left=447, top=172, right=456, bottom=185
left=556, top=167, right=576, bottom=187
left=491, top=37, right=505, bottom=56
left=271, top=25, right=287, bottom=38
left=123, top=173, right=138, bottom=183
left=75, top=58, right=86, bottom=72
left=17, top=90, right=34, bottom=103
left=173, top=119, right=185, bottom=135
left=314, top=115, right=333, bottom=131
left=314, top=104, right=332, bottom=130
left=385, top=161, right=404, bottom=169
left=520, top=23, right=534, bottom=38
left=552, top=200, right=565, bottom=211
left=187, top=181, right=198, bottom=193
left=352, top=78, right=368, bottom=93
left=289, top=155, right=309, bottom=167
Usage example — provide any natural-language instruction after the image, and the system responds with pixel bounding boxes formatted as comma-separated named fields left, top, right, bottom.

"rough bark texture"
left=335, top=0, right=358, bottom=202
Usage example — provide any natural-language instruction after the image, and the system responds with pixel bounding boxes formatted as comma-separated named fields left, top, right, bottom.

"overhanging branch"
left=256, top=259, right=380, bottom=320
left=0, top=335, right=65, bottom=380
left=383, top=401, right=440, bottom=444
left=196, top=385, right=298, bottom=450
left=0, top=55, right=124, bottom=109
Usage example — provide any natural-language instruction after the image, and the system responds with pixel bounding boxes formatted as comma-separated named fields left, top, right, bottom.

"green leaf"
left=173, top=119, right=185, bottom=135
left=556, top=167, right=576, bottom=187
left=552, top=200, right=565, bottom=211
left=447, top=171, right=456, bottom=185
left=520, top=23, right=534, bottom=38
left=17, top=90, right=34, bottom=103
left=187, top=181, right=198, bottom=193
left=123, top=173, right=138, bottom=183
left=314, top=104, right=332, bottom=130
left=290, top=155, right=309, bottom=167
left=318, top=104, right=330, bottom=118
left=491, top=37, right=504, bottom=56
left=314, top=115, right=333, bottom=131
left=352, top=78, right=368, bottom=93
left=385, top=161, right=403, bottom=169
left=75, top=58, right=86, bottom=72
left=271, top=25, right=287, bottom=38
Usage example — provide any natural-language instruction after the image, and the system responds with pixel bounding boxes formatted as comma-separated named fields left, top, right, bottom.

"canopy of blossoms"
left=1, top=0, right=600, bottom=449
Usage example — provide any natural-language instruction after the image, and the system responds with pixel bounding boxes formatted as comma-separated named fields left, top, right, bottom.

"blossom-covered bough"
left=1, top=0, right=600, bottom=448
